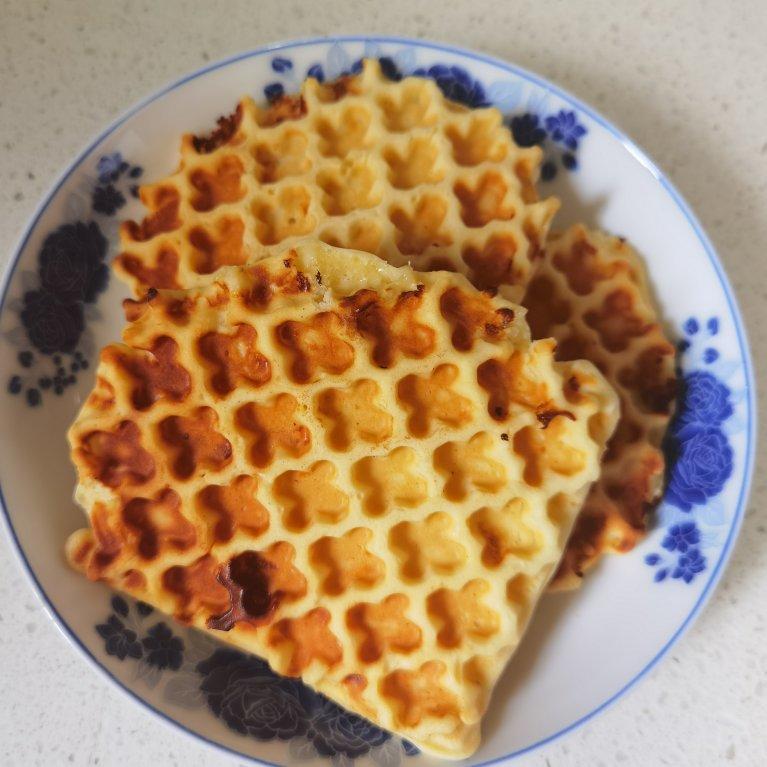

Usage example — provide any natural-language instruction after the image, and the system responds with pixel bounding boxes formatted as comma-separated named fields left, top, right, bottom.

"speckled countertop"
left=1, top=1, right=766, bottom=765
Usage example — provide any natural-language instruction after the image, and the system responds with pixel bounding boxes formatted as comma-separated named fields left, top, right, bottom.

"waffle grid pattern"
left=115, top=59, right=559, bottom=302
left=524, top=225, right=677, bottom=588
left=68, top=244, right=618, bottom=757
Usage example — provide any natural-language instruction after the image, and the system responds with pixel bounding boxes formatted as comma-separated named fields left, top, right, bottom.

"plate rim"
left=0, top=34, right=756, bottom=766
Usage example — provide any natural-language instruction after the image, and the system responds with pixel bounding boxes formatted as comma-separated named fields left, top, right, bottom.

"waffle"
left=115, top=59, right=558, bottom=303
left=524, top=225, right=676, bottom=589
left=67, top=241, right=618, bottom=757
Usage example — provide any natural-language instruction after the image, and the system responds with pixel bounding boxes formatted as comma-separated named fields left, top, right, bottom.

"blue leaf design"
left=486, top=80, right=524, bottom=112
left=334, top=754, right=355, bottom=767
left=363, top=41, right=382, bottom=60
left=163, top=671, right=206, bottom=709
left=271, top=57, right=293, bottom=73
left=370, top=738, right=404, bottom=767
left=684, top=317, right=700, bottom=335
left=306, top=63, right=325, bottom=82
left=525, top=90, right=551, bottom=116
left=722, top=414, right=746, bottom=436
left=699, top=528, right=726, bottom=548
left=264, top=82, right=284, bottom=102
left=401, top=739, right=420, bottom=756
left=289, top=736, right=320, bottom=760
left=710, top=359, right=740, bottom=382
left=697, top=497, right=726, bottom=526
left=656, top=501, right=688, bottom=528
left=327, top=43, right=352, bottom=80
left=111, top=595, right=129, bottom=617
left=393, top=47, right=417, bottom=74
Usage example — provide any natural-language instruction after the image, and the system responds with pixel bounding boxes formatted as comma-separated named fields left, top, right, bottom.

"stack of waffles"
left=66, top=60, right=676, bottom=758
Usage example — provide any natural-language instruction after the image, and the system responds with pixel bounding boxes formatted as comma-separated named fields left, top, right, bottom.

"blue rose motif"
left=676, top=371, right=733, bottom=428
left=544, top=110, right=587, bottom=150
left=21, top=289, right=84, bottom=354
left=142, top=622, right=184, bottom=670
left=413, top=64, right=489, bottom=108
left=38, top=222, right=109, bottom=303
left=96, top=615, right=143, bottom=660
left=510, top=113, right=546, bottom=147
left=672, top=548, right=706, bottom=584
left=301, top=691, right=390, bottom=758
left=197, top=649, right=308, bottom=740
left=662, top=521, right=700, bottom=553
left=666, top=425, right=733, bottom=511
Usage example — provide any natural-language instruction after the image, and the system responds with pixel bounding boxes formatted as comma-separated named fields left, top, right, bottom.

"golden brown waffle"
left=67, top=242, right=618, bottom=757
left=524, top=225, right=677, bottom=589
left=115, top=59, right=558, bottom=302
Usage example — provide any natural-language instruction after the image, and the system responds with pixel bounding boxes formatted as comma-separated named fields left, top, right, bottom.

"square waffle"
left=524, top=225, right=677, bottom=588
left=67, top=241, right=618, bottom=757
left=115, top=59, right=559, bottom=302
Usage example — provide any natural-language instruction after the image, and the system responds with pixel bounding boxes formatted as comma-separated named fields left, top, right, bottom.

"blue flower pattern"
left=545, top=110, right=587, bottom=150
left=96, top=598, right=417, bottom=764
left=7, top=151, right=142, bottom=407
left=644, top=316, right=736, bottom=584
left=96, top=615, right=143, bottom=661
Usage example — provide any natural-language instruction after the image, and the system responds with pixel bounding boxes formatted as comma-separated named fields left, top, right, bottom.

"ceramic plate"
left=0, top=36, right=755, bottom=766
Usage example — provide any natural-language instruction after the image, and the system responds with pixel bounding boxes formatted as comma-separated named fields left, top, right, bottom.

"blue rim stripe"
left=0, top=35, right=756, bottom=766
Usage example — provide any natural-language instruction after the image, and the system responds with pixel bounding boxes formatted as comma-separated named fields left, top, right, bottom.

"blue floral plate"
left=0, top=36, right=755, bottom=766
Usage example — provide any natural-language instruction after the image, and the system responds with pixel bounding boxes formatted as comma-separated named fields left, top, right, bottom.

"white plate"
left=0, top=36, right=755, bottom=767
